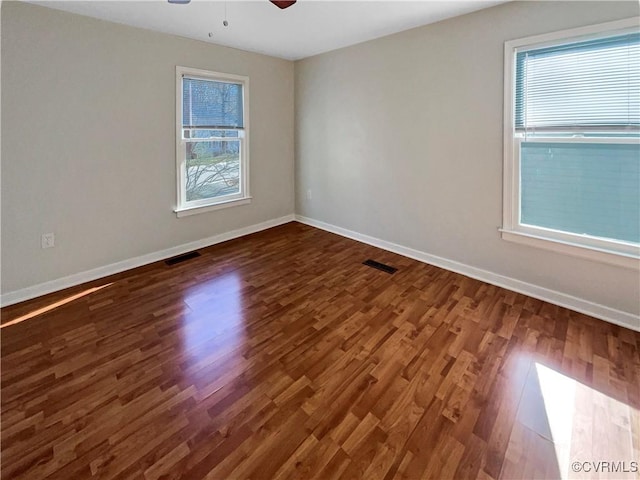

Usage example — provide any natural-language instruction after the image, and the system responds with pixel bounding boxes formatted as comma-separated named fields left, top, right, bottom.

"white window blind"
left=515, top=32, right=640, bottom=132
left=182, top=77, right=243, bottom=130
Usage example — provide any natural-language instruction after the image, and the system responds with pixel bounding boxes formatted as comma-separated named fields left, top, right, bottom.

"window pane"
left=521, top=142, right=640, bottom=243
left=182, top=78, right=243, bottom=129
left=185, top=140, right=240, bottom=202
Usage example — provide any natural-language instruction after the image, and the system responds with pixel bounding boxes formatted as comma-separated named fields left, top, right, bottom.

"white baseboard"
left=295, top=215, right=640, bottom=333
left=4, top=212, right=638, bottom=333
left=1, top=214, right=295, bottom=307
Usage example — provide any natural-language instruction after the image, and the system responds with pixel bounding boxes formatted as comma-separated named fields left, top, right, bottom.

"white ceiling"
left=27, top=0, right=506, bottom=60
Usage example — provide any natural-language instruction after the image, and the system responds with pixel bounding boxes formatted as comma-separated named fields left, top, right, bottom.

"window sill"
left=175, top=197, right=252, bottom=218
left=500, top=228, right=639, bottom=269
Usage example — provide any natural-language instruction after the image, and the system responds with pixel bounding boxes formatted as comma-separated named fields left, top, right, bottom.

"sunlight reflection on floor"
left=506, top=361, right=640, bottom=479
left=536, top=362, right=577, bottom=479
left=1, top=283, right=113, bottom=329
left=182, top=271, right=247, bottom=359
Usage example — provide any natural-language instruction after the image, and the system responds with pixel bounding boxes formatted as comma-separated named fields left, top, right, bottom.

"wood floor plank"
left=1, top=222, right=639, bottom=479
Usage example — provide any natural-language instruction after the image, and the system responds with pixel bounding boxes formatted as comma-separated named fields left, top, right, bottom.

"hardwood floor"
left=2, top=222, right=639, bottom=480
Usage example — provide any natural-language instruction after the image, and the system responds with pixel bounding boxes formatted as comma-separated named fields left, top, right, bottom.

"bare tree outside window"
left=185, top=139, right=240, bottom=201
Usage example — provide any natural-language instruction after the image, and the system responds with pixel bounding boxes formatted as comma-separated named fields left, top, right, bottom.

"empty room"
left=1, top=0, right=639, bottom=478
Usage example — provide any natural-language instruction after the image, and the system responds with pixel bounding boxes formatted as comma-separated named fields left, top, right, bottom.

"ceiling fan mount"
left=269, top=1, right=296, bottom=8
left=168, top=0, right=297, bottom=9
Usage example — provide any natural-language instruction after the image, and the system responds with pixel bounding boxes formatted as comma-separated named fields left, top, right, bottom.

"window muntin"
left=176, top=67, right=249, bottom=214
left=503, top=19, right=640, bottom=266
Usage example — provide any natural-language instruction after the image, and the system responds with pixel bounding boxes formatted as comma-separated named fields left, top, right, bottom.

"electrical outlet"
left=41, top=233, right=55, bottom=249
left=306, top=189, right=312, bottom=200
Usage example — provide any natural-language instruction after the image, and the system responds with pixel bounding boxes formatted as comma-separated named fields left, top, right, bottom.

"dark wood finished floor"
left=2, top=222, right=639, bottom=479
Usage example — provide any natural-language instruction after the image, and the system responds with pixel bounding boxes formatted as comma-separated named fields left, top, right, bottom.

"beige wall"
left=2, top=1, right=639, bottom=323
left=295, top=1, right=640, bottom=318
left=1, top=2, right=294, bottom=294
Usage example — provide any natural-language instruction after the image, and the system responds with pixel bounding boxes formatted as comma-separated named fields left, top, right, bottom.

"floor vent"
left=165, top=251, right=201, bottom=266
left=363, top=259, right=397, bottom=274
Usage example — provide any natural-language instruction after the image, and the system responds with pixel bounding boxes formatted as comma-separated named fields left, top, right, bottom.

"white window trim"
left=502, top=17, right=640, bottom=270
left=174, top=66, right=251, bottom=217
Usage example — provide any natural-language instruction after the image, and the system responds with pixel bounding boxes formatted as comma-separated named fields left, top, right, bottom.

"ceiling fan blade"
left=168, top=0, right=295, bottom=8
left=270, top=1, right=296, bottom=9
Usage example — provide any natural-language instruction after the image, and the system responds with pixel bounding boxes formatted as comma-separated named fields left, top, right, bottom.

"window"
left=502, top=18, right=640, bottom=268
left=175, top=66, right=250, bottom=217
